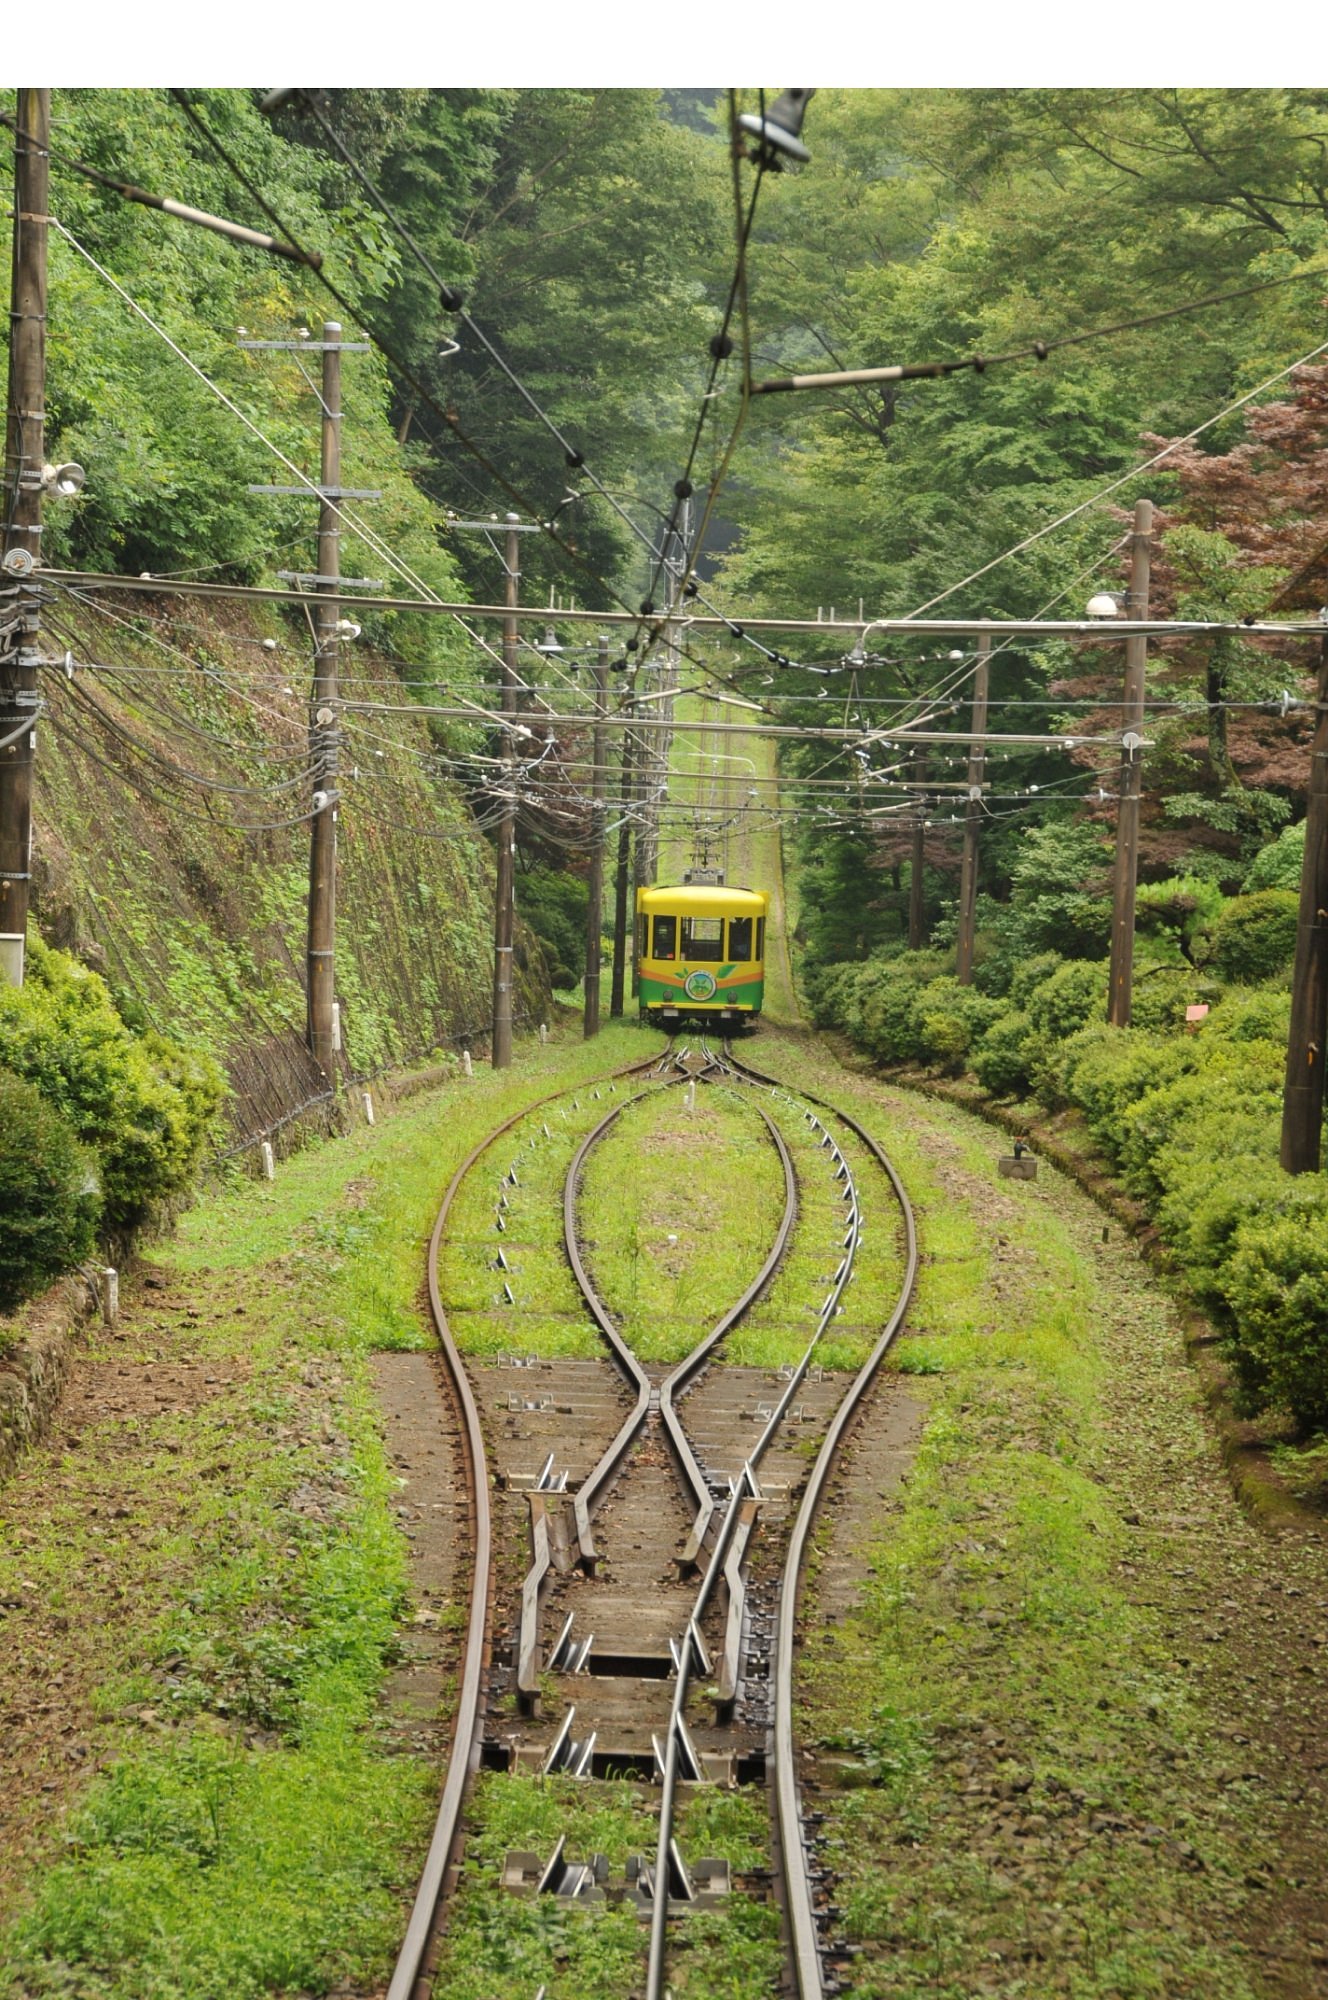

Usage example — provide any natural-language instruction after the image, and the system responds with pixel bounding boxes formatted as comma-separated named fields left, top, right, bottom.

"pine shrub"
left=1204, top=891, right=1299, bottom=982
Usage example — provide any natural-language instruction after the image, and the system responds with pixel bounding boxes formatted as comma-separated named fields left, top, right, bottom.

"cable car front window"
left=652, top=915, right=677, bottom=960
left=681, top=916, right=724, bottom=962
left=728, top=915, right=753, bottom=961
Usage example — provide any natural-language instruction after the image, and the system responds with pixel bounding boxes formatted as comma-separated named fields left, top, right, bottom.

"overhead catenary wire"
left=47, top=102, right=1327, bottom=870
left=252, top=82, right=802, bottom=702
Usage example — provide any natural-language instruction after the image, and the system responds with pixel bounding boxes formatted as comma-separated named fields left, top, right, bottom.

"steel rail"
left=660, top=1094, right=797, bottom=1567
left=562, top=1091, right=659, bottom=1566
left=385, top=1051, right=666, bottom=2000
left=559, top=1073, right=798, bottom=1569
left=724, top=1045, right=920, bottom=1998
left=645, top=1050, right=876, bottom=2000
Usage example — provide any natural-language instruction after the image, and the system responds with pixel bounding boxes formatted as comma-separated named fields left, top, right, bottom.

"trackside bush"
left=914, top=976, right=1001, bottom=1075
left=972, top=1009, right=1038, bottom=1097
left=0, top=935, right=224, bottom=1231
left=1220, top=1200, right=1328, bottom=1423
left=804, top=866, right=1328, bottom=1430
left=0, top=1069, right=100, bottom=1313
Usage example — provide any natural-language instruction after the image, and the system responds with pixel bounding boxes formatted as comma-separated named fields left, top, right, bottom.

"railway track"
left=387, top=1037, right=917, bottom=2000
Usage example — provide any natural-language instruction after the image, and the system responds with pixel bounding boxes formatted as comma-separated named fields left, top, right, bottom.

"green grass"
left=577, top=1082, right=789, bottom=1365
left=0, top=1020, right=663, bottom=2000
left=747, top=1027, right=1271, bottom=1999
left=724, top=1084, right=903, bottom=1373
left=427, top=1772, right=656, bottom=1998
left=430, top=1773, right=783, bottom=2000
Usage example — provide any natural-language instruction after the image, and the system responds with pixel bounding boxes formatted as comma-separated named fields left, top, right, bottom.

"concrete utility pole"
left=908, top=748, right=927, bottom=949
left=306, top=322, right=343, bottom=1072
left=633, top=500, right=689, bottom=897
left=583, top=633, right=609, bottom=1038
left=1107, top=499, right=1154, bottom=1029
left=610, top=679, right=636, bottom=1017
left=634, top=683, right=662, bottom=896
left=492, top=513, right=520, bottom=1069
left=1281, top=632, right=1328, bottom=1172
left=955, top=634, right=991, bottom=986
left=0, top=89, right=49, bottom=988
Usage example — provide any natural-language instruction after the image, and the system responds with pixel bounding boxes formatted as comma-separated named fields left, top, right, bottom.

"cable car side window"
left=652, top=915, right=677, bottom=960
left=728, top=915, right=753, bottom=962
left=754, top=917, right=765, bottom=961
left=681, top=916, right=724, bottom=962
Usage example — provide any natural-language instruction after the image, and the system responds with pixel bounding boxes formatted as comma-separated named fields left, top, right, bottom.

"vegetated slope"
left=31, top=594, right=547, bottom=1146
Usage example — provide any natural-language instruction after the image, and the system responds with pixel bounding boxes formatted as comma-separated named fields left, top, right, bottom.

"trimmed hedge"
left=814, top=932, right=1328, bottom=1432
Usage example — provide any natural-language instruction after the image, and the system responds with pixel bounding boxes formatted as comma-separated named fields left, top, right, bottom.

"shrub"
left=1059, top=1028, right=1200, bottom=1168
left=0, top=1069, right=101, bottom=1312
left=1116, top=1057, right=1281, bottom=1201
left=1023, top=958, right=1107, bottom=1042
left=1155, top=1154, right=1290, bottom=1310
left=914, top=976, right=1002, bottom=1076
left=972, top=1009, right=1038, bottom=1097
left=805, top=958, right=860, bottom=1027
left=1221, top=1194, right=1328, bottom=1426
left=1134, top=874, right=1225, bottom=955
left=0, top=935, right=224, bottom=1230
left=1204, top=986, right=1292, bottom=1045
left=1131, top=963, right=1210, bottom=1032
left=856, top=961, right=928, bottom=1065
left=1202, top=890, right=1299, bottom=983
left=1006, top=951, right=1067, bottom=1009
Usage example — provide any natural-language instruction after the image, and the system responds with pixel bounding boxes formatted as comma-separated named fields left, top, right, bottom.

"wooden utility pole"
left=245, top=323, right=374, bottom=1067
left=908, top=748, right=927, bottom=949
left=492, top=513, right=520, bottom=1069
left=610, top=681, right=635, bottom=1017
left=306, top=322, right=342, bottom=1072
left=1107, top=498, right=1154, bottom=1028
left=1281, top=633, right=1328, bottom=1172
left=955, top=636, right=991, bottom=984
left=583, top=633, right=609, bottom=1038
left=0, top=90, right=49, bottom=988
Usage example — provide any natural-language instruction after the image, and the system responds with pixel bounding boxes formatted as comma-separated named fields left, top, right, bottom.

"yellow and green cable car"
left=635, top=881, right=768, bottom=1029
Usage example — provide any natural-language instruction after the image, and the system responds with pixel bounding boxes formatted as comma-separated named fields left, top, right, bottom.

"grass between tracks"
left=577, top=1084, right=788, bottom=1365
left=0, top=1020, right=659, bottom=2000
left=428, top=1771, right=782, bottom=1999
left=751, top=1027, right=1287, bottom=2000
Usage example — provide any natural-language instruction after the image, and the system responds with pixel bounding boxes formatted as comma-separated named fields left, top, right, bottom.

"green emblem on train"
left=683, top=969, right=718, bottom=1001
